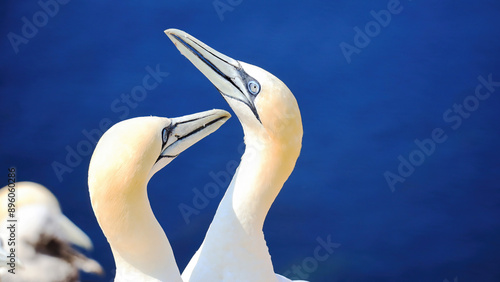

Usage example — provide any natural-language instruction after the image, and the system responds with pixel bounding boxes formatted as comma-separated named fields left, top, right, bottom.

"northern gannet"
left=165, top=29, right=304, bottom=282
left=0, top=181, right=103, bottom=281
left=88, top=109, right=230, bottom=281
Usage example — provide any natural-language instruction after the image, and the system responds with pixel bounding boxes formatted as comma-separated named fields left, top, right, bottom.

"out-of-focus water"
left=1, top=1, right=500, bottom=281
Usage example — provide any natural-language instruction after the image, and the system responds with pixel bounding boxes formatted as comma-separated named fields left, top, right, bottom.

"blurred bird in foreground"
left=0, top=181, right=103, bottom=282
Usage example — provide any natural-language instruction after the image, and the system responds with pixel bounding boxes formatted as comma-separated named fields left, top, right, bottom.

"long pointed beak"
left=165, top=28, right=261, bottom=122
left=160, top=109, right=230, bottom=158
left=58, top=214, right=94, bottom=250
left=149, top=109, right=230, bottom=179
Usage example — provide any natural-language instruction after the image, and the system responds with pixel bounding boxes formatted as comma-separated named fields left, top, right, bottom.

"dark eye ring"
left=247, top=80, right=260, bottom=95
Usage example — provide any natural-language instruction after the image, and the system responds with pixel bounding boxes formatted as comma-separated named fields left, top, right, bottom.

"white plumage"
left=88, top=110, right=230, bottom=281
left=166, top=29, right=305, bottom=282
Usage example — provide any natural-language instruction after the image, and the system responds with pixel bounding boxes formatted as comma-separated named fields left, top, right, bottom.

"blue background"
left=1, top=0, right=500, bottom=281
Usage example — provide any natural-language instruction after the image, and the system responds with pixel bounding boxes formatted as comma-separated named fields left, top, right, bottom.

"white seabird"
left=166, top=29, right=305, bottom=282
left=88, top=110, right=230, bottom=281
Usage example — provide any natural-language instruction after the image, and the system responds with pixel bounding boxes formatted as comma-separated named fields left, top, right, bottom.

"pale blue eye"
left=248, top=80, right=260, bottom=95
left=162, top=128, right=168, bottom=144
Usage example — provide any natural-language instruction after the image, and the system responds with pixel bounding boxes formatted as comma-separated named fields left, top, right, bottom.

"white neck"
left=92, top=182, right=182, bottom=282
left=183, top=135, right=296, bottom=281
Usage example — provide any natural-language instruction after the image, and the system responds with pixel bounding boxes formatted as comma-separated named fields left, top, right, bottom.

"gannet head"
left=165, top=29, right=302, bottom=152
left=89, top=109, right=230, bottom=200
